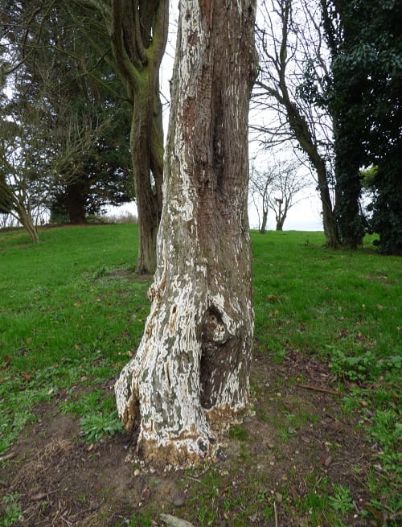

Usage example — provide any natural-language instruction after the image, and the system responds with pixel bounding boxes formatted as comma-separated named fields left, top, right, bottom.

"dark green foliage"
left=333, top=130, right=365, bottom=248
left=0, top=173, right=12, bottom=214
left=322, top=0, right=402, bottom=253
left=368, top=148, right=402, bottom=254
left=320, top=1, right=366, bottom=248
left=48, top=108, right=133, bottom=223
left=1, top=0, right=133, bottom=224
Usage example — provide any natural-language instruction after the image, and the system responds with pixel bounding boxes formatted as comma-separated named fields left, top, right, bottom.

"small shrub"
left=80, top=411, right=123, bottom=442
left=331, top=351, right=402, bottom=383
left=331, top=351, right=376, bottom=382
left=329, top=485, right=354, bottom=514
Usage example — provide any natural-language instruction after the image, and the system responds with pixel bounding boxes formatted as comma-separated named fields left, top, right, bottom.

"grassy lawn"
left=0, top=225, right=401, bottom=526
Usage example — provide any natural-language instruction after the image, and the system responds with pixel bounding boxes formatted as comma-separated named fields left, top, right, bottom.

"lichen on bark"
left=115, top=0, right=257, bottom=467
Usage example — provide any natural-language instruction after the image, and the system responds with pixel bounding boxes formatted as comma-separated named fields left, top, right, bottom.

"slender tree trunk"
left=115, top=0, right=257, bottom=466
left=65, top=181, right=87, bottom=224
left=260, top=209, right=268, bottom=233
left=316, top=162, right=339, bottom=248
left=131, top=71, right=164, bottom=274
left=16, top=204, right=39, bottom=243
left=276, top=219, right=284, bottom=231
left=1, top=177, right=38, bottom=242
left=279, top=91, right=340, bottom=247
left=294, top=134, right=339, bottom=247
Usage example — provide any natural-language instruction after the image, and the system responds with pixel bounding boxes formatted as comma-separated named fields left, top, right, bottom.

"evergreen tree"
left=321, top=0, right=402, bottom=253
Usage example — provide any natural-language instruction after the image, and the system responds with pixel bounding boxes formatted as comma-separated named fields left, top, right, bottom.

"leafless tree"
left=267, top=159, right=310, bottom=230
left=250, top=158, right=310, bottom=232
left=0, top=119, right=42, bottom=242
left=249, top=164, right=274, bottom=233
left=253, top=0, right=340, bottom=247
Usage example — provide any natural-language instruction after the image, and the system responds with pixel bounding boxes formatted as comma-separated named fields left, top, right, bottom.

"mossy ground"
left=0, top=225, right=401, bottom=526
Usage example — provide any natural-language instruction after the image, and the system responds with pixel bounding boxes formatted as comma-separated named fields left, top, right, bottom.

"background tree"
left=0, top=0, right=132, bottom=226
left=0, top=114, right=42, bottom=242
left=321, top=0, right=402, bottom=254
left=115, top=0, right=257, bottom=466
left=70, top=0, right=169, bottom=272
left=250, top=158, right=309, bottom=232
left=267, top=159, right=309, bottom=231
left=254, top=0, right=339, bottom=247
left=249, top=165, right=274, bottom=234
left=319, top=0, right=365, bottom=249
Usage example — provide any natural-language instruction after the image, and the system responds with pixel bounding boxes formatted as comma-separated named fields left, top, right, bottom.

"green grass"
left=0, top=225, right=148, bottom=454
left=1, top=225, right=401, bottom=524
left=0, top=494, right=22, bottom=527
left=61, top=389, right=123, bottom=442
left=253, top=232, right=402, bottom=373
left=252, top=231, right=402, bottom=520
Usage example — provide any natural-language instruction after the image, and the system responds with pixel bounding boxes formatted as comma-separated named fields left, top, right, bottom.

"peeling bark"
left=115, top=0, right=257, bottom=466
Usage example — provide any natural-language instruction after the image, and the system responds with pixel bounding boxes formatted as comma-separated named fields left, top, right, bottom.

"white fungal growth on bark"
left=115, top=0, right=256, bottom=467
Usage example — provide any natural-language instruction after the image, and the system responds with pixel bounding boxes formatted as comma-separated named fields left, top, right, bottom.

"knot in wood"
left=201, top=306, right=230, bottom=347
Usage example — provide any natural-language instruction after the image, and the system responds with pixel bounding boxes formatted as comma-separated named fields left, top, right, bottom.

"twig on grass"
left=273, top=500, right=279, bottom=527
left=296, top=383, right=341, bottom=396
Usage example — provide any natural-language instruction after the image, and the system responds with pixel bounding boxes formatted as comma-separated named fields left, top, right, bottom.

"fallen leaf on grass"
left=2, top=355, right=12, bottom=368
left=31, top=492, right=47, bottom=501
left=266, top=295, right=280, bottom=303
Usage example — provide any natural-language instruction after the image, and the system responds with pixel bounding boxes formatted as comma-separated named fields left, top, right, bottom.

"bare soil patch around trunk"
left=1, top=350, right=372, bottom=526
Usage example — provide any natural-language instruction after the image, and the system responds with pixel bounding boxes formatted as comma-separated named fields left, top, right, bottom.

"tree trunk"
left=279, top=92, right=340, bottom=247
left=65, top=181, right=87, bottom=224
left=294, top=130, right=339, bottom=247
left=115, top=0, right=257, bottom=467
left=260, top=209, right=268, bottom=233
left=333, top=132, right=364, bottom=249
left=16, top=204, right=39, bottom=243
left=276, top=219, right=284, bottom=231
left=316, top=162, right=339, bottom=248
left=107, top=0, right=168, bottom=275
left=131, top=74, right=163, bottom=275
